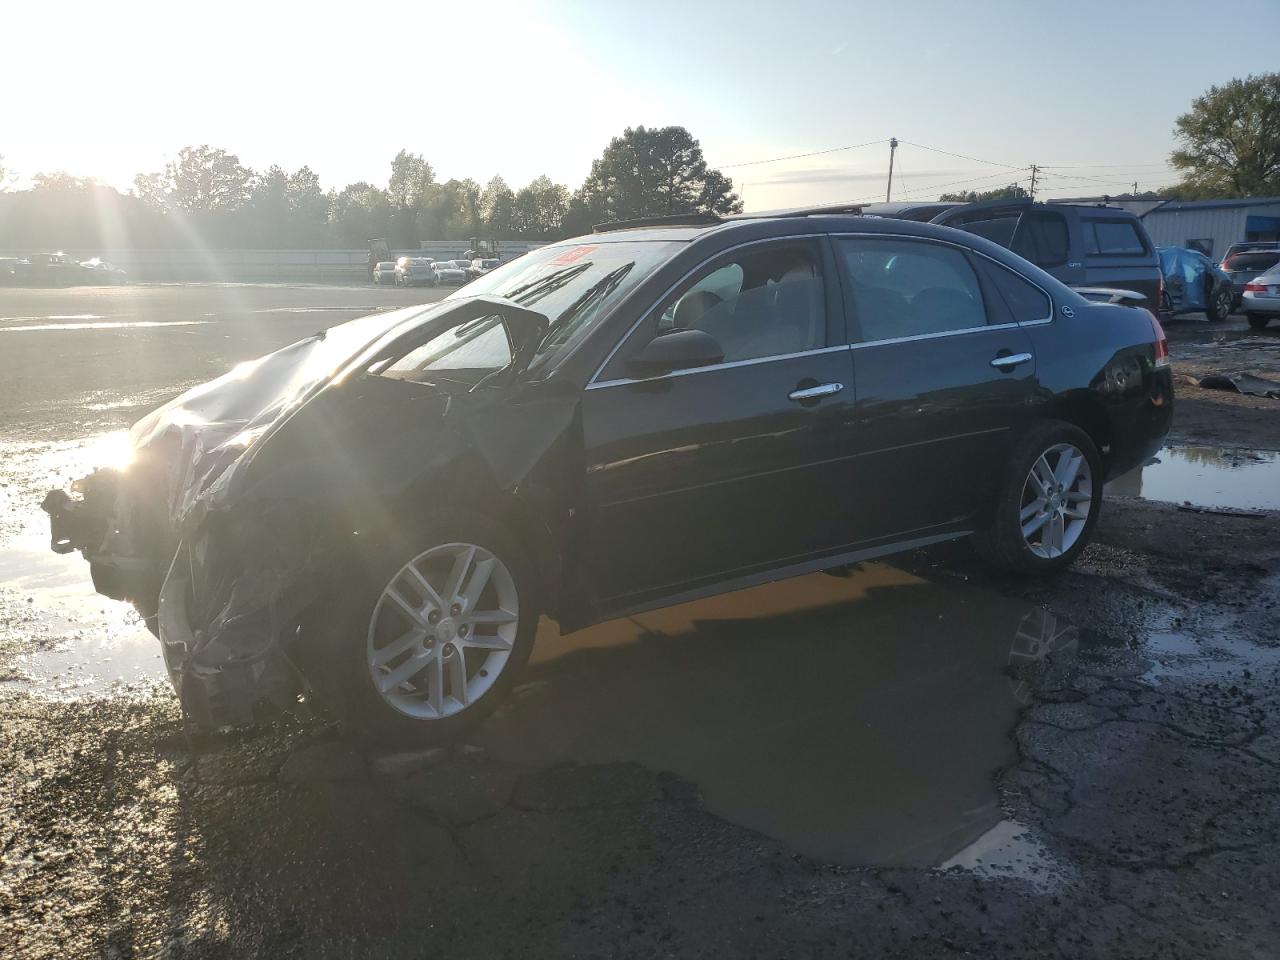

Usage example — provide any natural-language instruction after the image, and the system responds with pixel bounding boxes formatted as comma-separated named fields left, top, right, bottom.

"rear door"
left=834, top=234, right=1042, bottom=543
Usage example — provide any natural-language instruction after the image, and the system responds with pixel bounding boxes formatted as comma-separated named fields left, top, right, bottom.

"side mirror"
left=627, top=328, right=724, bottom=378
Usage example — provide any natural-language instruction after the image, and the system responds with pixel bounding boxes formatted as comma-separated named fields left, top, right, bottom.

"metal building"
left=1136, top=198, right=1280, bottom=259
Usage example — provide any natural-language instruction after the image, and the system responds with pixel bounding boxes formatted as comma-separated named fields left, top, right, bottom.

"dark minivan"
left=864, top=199, right=1166, bottom=317
left=45, top=207, right=1173, bottom=740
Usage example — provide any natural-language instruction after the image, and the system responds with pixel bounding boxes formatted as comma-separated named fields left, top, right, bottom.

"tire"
left=973, top=420, right=1103, bottom=576
left=1247, top=313, right=1271, bottom=331
left=315, top=511, right=538, bottom=745
left=1206, top=287, right=1232, bottom=323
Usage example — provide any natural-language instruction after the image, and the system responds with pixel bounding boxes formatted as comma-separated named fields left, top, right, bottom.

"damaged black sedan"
left=43, top=209, right=1173, bottom=739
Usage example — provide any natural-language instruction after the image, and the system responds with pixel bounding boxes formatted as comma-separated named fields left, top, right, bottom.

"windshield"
left=444, top=239, right=680, bottom=375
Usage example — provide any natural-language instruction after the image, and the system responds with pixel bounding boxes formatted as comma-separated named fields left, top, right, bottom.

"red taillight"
left=1244, top=282, right=1267, bottom=292
left=1146, top=309, right=1170, bottom=368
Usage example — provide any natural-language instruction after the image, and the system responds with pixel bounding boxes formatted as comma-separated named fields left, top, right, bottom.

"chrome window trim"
left=846, top=321, right=1021, bottom=350
left=829, top=230, right=1056, bottom=330
left=586, top=344, right=849, bottom=391
left=587, top=233, right=826, bottom=386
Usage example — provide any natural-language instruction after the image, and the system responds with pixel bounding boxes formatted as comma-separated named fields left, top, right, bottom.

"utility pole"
left=885, top=137, right=898, bottom=202
left=1132, top=180, right=1139, bottom=196
left=1028, top=164, right=1038, bottom=200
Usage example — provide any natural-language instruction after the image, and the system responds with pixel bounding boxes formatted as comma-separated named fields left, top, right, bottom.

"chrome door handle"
left=788, top=382, right=844, bottom=401
left=991, top=352, right=1033, bottom=371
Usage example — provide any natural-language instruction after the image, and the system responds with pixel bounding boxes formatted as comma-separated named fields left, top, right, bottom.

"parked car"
left=43, top=207, right=1173, bottom=740
left=372, top=261, right=397, bottom=284
left=395, top=257, right=437, bottom=287
left=1241, top=262, right=1280, bottom=330
left=467, top=258, right=501, bottom=280
left=430, top=261, right=468, bottom=286
left=0, top=257, right=26, bottom=284
left=865, top=200, right=1166, bottom=318
left=27, top=252, right=84, bottom=286
left=1157, top=247, right=1233, bottom=321
left=78, top=257, right=128, bottom=284
left=1220, top=245, right=1280, bottom=308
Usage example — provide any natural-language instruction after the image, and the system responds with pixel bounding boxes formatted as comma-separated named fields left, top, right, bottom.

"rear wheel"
left=1247, top=313, right=1271, bottom=330
left=974, top=420, right=1102, bottom=575
left=1206, top=287, right=1232, bottom=323
left=318, top=513, right=538, bottom=744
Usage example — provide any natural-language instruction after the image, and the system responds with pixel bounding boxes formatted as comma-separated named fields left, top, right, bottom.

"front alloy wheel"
left=367, top=542, right=519, bottom=720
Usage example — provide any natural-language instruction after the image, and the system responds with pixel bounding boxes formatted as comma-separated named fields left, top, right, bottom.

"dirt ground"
left=2, top=287, right=1279, bottom=958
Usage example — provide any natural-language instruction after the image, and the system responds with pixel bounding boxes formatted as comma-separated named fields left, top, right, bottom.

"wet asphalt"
left=1, top=284, right=1279, bottom=958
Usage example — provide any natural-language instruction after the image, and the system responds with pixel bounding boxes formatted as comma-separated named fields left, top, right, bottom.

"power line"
left=896, top=140, right=1026, bottom=171
left=719, top=139, right=888, bottom=170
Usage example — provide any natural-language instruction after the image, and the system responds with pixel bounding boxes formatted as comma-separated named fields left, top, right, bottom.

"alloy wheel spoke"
left=1023, top=510, right=1052, bottom=537
left=386, top=584, right=429, bottom=628
left=460, top=557, right=495, bottom=613
left=1048, top=512, right=1065, bottom=554
left=460, top=631, right=513, bottom=651
left=1055, top=451, right=1083, bottom=489
left=1020, top=498, right=1047, bottom=521
left=426, top=653, right=445, bottom=714
left=443, top=545, right=478, bottom=605
left=1064, top=488, right=1091, bottom=503
left=445, top=648, right=469, bottom=706
left=371, top=627, right=426, bottom=668
left=404, top=563, right=444, bottom=612
left=379, top=647, right=437, bottom=693
left=466, top=607, right=518, bottom=626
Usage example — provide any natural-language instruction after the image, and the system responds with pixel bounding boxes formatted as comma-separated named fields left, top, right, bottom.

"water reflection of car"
left=43, top=206, right=1174, bottom=741
left=1157, top=247, right=1233, bottom=322
left=1241, top=262, right=1280, bottom=330
left=430, top=261, right=468, bottom=286
left=394, top=257, right=437, bottom=287
left=1220, top=245, right=1280, bottom=309
left=78, top=258, right=128, bottom=284
left=372, top=261, right=397, bottom=285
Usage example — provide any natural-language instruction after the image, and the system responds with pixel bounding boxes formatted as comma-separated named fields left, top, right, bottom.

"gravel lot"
left=2, top=285, right=1279, bottom=958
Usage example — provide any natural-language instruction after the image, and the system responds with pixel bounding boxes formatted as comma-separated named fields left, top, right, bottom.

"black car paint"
left=46, top=214, right=1173, bottom=724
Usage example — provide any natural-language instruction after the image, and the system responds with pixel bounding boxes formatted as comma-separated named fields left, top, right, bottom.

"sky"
left=2, top=0, right=1278, bottom=211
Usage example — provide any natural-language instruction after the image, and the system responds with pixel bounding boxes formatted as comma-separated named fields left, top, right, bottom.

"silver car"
left=1221, top=246, right=1280, bottom=308
left=395, top=256, right=437, bottom=287
left=1241, top=262, right=1280, bottom=330
left=372, top=261, right=397, bottom=285
left=430, top=262, right=468, bottom=286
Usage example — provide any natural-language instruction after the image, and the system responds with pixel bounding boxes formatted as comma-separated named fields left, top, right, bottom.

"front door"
left=579, top=237, right=858, bottom=615
left=833, top=234, right=1041, bottom=543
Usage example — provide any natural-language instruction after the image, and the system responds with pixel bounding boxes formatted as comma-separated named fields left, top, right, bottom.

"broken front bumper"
left=44, top=472, right=318, bottom=730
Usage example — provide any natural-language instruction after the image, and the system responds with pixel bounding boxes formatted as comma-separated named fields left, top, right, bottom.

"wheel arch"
left=1044, top=390, right=1112, bottom=468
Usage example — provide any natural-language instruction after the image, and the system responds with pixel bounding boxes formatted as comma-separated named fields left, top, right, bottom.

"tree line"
left=0, top=125, right=742, bottom=251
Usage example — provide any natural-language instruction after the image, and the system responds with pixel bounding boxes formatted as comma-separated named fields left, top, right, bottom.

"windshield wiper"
left=540, top=263, right=636, bottom=348
left=499, top=263, right=592, bottom=304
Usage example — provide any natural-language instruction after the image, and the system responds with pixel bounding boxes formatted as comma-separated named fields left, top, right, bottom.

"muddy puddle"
left=1107, top=445, right=1280, bottom=510
left=0, top=533, right=164, bottom=697
left=478, top=564, right=1080, bottom=877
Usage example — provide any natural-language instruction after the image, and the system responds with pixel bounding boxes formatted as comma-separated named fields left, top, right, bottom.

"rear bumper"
left=1241, top=294, right=1280, bottom=315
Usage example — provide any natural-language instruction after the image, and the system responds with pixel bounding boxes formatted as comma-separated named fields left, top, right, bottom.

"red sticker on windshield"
left=547, top=245, right=597, bottom=266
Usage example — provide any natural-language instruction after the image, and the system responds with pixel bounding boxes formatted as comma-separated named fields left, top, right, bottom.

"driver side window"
left=649, top=244, right=826, bottom=365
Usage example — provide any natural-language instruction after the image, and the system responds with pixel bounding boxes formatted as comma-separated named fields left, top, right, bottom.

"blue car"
left=1158, top=247, right=1234, bottom=322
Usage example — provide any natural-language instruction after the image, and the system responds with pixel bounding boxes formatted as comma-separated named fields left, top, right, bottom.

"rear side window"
left=982, top=262, right=1052, bottom=323
left=837, top=237, right=988, bottom=342
left=1084, top=220, right=1147, bottom=256
left=1223, top=251, right=1280, bottom=272
left=1012, top=213, right=1069, bottom=268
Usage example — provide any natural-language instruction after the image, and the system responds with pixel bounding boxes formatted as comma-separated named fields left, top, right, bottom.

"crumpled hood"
left=128, top=302, right=443, bottom=524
